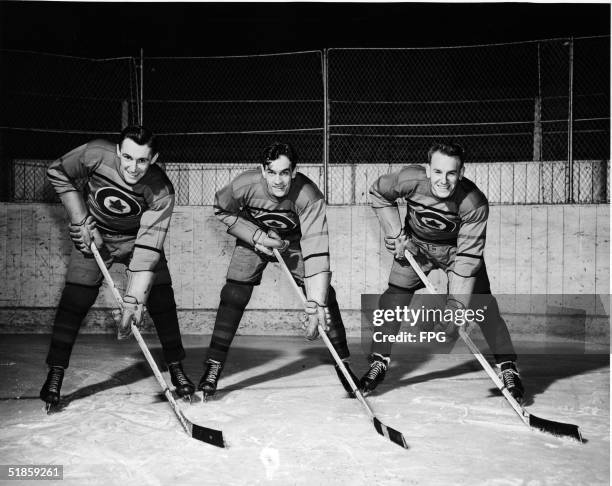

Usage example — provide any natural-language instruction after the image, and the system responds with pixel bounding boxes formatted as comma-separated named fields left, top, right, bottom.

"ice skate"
left=40, top=366, right=64, bottom=413
left=168, top=361, right=195, bottom=401
left=334, top=359, right=360, bottom=398
left=498, top=361, right=524, bottom=404
left=360, top=354, right=389, bottom=394
left=197, top=359, right=224, bottom=402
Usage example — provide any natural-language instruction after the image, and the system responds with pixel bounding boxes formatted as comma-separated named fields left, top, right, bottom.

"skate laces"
left=169, top=362, right=190, bottom=386
left=48, top=367, right=64, bottom=391
left=366, top=360, right=387, bottom=380
left=204, top=360, right=222, bottom=383
left=499, top=364, right=520, bottom=390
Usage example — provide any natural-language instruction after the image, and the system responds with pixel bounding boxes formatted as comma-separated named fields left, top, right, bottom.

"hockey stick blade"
left=90, top=242, right=226, bottom=448
left=191, top=423, right=226, bottom=447
left=162, top=388, right=225, bottom=447
left=529, top=414, right=583, bottom=442
left=373, top=417, right=409, bottom=449
left=404, top=250, right=584, bottom=443
left=272, top=249, right=409, bottom=450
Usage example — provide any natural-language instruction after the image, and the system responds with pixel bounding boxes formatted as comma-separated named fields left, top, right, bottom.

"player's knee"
left=386, top=283, right=419, bottom=295
left=220, top=281, right=254, bottom=310
left=59, top=283, right=99, bottom=314
left=380, top=284, right=416, bottom=309
left=147, top=284, right=177, bottom=315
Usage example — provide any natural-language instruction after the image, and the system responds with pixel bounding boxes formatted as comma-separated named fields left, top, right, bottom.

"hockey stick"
left=91, top=243, right=225, bottom=448
left=273, top=249, right=408, bottom=449
left=404, top=250, right=582, bottom=442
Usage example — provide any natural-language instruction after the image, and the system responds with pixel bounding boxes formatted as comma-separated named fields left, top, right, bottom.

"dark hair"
left=119, top=125, right=158, bottom=153
left=427, top=142, right=465, bottom=167
left=260, top=142, right=298, bottom=169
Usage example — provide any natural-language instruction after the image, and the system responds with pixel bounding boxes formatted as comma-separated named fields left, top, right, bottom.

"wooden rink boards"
left=0, top=203, right=609, bottom=332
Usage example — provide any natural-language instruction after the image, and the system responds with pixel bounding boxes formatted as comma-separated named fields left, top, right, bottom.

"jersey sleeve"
left=450, top=203, right=488, bottom=277
left=369, top=171, right=402, bottom=208
left=47, top=143, right=99, bottom=195
left=299, top=198, right=330, bottom=277
left=213, top=181, right=260, bottom=244
left=370, top=168, right=419, bottom=237
left=369, top=167, right=419, bottom=207
left=129, top=192, right=175, bottom=272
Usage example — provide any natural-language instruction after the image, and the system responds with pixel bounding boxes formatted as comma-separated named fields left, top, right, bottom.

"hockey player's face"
left=116, top=139, right=158, bottom=185
left=262, top=155, right=296, bottom=197
left=426, top=151, right=464, bottom=199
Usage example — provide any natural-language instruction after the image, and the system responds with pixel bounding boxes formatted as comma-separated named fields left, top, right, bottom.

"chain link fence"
left=327, top=36, right=609, bottom=204
left=143, top=52, right=324, bottom=204
left=0, top=49, right=139, bottom=201
left=1, top=37, right=608, bottom=205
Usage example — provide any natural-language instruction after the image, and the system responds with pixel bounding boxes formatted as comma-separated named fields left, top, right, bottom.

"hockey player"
left=361, top=141, right=524, bottom=403
left=198, top=142, right=358, bottom=399
left=40, top=125, right=194, bottom=411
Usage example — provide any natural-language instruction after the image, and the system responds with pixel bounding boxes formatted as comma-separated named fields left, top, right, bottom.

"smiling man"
left=361, top=141, right=524, bottom=403
left=199, top=142, right=358, bottom=399
left=40, top=125, right=195, bottom=411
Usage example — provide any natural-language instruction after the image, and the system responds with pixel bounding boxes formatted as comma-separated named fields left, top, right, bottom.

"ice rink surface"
left=0, top=334, right=609, bottom=486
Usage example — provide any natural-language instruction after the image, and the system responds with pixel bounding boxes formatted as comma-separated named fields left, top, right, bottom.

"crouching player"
left=362, top=141, right=525, bottom=403
left=199, top=142, right=358, bottom=399
left=40, top=125, right=194, bottom=411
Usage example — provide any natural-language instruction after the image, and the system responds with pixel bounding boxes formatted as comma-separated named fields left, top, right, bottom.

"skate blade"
left=192, top=390, right=216, bottom=403
left=192, top=391, right=206, bottom=403
left=170, top=389, right=194, bottom=404
left=44, top=402, right=57, bottom=414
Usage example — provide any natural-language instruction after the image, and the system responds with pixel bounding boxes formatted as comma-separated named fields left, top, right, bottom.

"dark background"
left=0, top=2, right=609, bottom=57
left=0, top=2, right=609, bottom=202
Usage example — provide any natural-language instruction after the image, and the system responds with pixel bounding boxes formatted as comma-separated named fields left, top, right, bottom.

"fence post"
left=323, top=49, right=329, bottom=203
left=0, top=143, right=12, bottom=202
left=140, top=48, right=144, bottom=125
left=121, top=99, right=129, bottom=129
left=567, top=38, right=574, bottom=203
left=533, top=97, right=542, bottom=162
left=533, top=43, right=542, bottom=163
left=534, top=42, right=545, bottom=203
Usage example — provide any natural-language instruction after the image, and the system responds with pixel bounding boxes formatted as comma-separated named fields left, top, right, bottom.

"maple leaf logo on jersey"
left=413, top=209, right=457, bottom=233
left=252, top=211, right=298, bottom=231
left=94, top=187, right=142, bottom=217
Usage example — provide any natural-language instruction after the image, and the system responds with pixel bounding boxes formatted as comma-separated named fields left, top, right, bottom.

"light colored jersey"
left=214, top=169, right=329, bottom=277
left=370, top=165, right=488, bottom=277
left=47, top=139, right=174, bottom=271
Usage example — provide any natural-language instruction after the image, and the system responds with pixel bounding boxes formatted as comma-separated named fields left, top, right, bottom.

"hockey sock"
left=206, top=281, right=253, bottom=363
left=477, top=296, right=517, bottom=363
left=147, top=284, right=186, bottom=364
left=46, top=283, right=99, bottom=368
left=326, top=285, right=350, bottom=360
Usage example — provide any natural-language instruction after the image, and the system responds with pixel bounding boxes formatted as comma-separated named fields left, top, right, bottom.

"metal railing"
left=1, top=36, right=609, bottom=205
